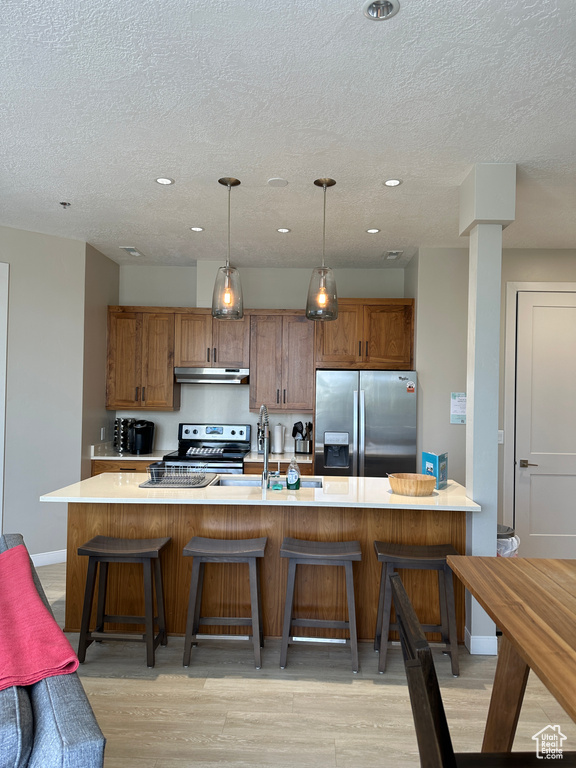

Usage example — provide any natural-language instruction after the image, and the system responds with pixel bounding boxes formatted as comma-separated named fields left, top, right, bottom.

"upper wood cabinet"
left=175, top=311, right=250, bottom=368
left=106, top=309, right=180, bottom=410
left=315, top=298, right=414, bottom=369
left=249, top=313, right=315, bottom=412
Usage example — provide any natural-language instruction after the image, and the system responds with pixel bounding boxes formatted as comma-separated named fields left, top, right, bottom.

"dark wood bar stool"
left=182, top=536, right=267, bottom=669
left=279, top=537, right=362, bottom=673
left=77, top=535, right=170, bottom=668
left=373, top=541, right=459, bottom=676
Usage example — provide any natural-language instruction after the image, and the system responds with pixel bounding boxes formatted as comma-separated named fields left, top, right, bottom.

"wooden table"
left=447, top=556, right=576, bottom=752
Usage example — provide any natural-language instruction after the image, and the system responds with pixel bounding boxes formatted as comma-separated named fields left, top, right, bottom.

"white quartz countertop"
left=40, top=474, right=480, bottom=512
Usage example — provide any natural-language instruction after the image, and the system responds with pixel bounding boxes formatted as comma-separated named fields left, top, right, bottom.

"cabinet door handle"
left=358, top=341, right=362, bottom=356
left=135, top=387, right=139, bottom=401
left=213, top=347, right=217, bottom=363
left=283, top=389, right=286, bottom=404
left=276, top=389, right=280, bottom=404
left=207, top=347, right=211, bottom=362
left=365, top=340, right=368, bottom=357
left=142, top=387, right=146, bottom=402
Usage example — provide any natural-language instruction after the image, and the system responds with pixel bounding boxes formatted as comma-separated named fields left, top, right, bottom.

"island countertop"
left=49, top=474, right=478, bottom=642
left=41, top=474, right=480, bottom=512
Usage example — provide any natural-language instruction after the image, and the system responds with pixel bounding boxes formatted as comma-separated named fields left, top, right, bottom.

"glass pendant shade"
left=212, top=265, right=243, bottom=319
left=305, top=178, right=338, bottom=321
left=306, top=266, right=338, bottom=320
left=211, top=177, right=244, bottom=320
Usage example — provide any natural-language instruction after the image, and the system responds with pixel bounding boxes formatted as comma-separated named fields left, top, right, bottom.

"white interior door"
left=514, top=291, right=576, bottom=558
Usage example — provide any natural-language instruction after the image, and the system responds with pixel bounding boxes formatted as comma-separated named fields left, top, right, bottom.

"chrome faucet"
left=259, top=404, right=270, bottom=489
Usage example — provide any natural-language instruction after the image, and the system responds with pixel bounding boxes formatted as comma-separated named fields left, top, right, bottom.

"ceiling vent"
left=119, top=246, right=144, bottom=258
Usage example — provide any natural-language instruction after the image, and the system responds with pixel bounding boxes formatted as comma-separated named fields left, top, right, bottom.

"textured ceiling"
left=2, top=0, right=575, bottom=269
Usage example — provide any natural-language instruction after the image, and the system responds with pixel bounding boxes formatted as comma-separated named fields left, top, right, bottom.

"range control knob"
left=193, top=429, right=198, bottom=434
left=239, top=429, right=244, bottom=435
left=184, top=429, right=190, bottom=435
left=231, top=430, right=236, bottom=435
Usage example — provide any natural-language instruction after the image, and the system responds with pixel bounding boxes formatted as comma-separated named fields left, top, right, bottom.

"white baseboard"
left=465, top=627, right=498, bottom=655
left=31, top=549, right=67, bottom=567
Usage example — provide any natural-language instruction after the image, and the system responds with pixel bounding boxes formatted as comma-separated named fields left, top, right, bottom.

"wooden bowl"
left=388, top=473, right=436, bottom=497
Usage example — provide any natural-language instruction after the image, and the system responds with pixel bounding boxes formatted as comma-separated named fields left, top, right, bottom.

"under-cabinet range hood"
left=174, top=367, right=249, bottom=384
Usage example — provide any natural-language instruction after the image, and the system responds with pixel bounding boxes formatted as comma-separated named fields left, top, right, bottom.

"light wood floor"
left=37, top=562, right=576, bottom=768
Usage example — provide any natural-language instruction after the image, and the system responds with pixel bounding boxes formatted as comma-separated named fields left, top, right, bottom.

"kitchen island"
left=41, top=474, right=480, bottom=643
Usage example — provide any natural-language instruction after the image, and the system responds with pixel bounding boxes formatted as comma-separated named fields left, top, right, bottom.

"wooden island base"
left=66, top=502, right=465, bottom=642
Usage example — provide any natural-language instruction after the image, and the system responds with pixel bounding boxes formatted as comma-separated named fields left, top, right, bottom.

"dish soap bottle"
left=286, top=457, right=301, bottom=490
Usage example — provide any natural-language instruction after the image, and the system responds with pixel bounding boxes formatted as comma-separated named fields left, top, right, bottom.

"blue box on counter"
left=422, top=451, right=448, bottom=490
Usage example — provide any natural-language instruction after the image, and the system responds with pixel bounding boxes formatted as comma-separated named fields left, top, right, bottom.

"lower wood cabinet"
left=91, top=460, right=149, bottom=476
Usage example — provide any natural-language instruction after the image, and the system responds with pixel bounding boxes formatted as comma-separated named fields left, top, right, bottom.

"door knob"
left=519, top=459, right=538, bottom=468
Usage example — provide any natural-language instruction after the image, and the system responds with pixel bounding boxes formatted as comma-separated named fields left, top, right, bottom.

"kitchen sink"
left=218, top=476, right=323, bottom=488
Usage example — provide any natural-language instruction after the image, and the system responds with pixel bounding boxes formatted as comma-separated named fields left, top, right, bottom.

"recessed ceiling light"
left=363, top=0, right=400, bottom=21
left=366, top=228, right=380, bottom=234
left=385, top=250, right=404, bottom=260
left=384, top=178, right=402, bottom=187
left=190, top=227, right=204, bottom=232
left=277, top=228, right=291, bottom=233
left=155, top=177, right=175, bottom=185
left=119, top=246, right=144, bottom=257
left=268, top=178, right=289, bottom=187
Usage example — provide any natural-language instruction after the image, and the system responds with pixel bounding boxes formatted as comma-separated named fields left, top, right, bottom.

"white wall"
left=81, top=245, right=119, bottom=479
left=119, top=266, right=197, bottom=307
left=0, top=264, right=8, bottom=531
left=0, top=226, right=86, bottom=556
left=410, top=246, right=576, bottom=506
left=498, top=248, right=576, bottom=515
left=411, top=248, right=469, bottom=485
left=121, top=263, right=406, bottom=310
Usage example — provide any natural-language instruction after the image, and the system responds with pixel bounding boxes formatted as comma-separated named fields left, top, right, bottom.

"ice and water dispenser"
left=323, top=432, right=350, bottom=469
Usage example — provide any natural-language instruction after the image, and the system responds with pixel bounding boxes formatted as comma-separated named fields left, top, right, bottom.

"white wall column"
left=459, top=163, right=516, bottom=654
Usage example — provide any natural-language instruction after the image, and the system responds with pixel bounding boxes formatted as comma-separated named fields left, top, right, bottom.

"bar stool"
left=279, top=537, right=362, bottom=673
left=373, top=541, right=459, bottom=676
left=182, top=536, right=267, bottom=669
left=77, top=535, right=170, bottom=668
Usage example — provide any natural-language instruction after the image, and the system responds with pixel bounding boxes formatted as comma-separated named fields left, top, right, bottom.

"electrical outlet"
left=100, top=427, right=106, bottom=441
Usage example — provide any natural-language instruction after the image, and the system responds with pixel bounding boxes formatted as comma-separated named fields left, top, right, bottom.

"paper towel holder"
left=272, top=424, right=286, bottom=454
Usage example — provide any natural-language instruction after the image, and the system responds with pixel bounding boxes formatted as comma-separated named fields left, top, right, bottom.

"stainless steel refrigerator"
left=314, top=370, right=417, bottom=477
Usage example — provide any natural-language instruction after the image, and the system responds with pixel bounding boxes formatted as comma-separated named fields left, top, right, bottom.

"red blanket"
left=0, top=544, right=78, bottom=691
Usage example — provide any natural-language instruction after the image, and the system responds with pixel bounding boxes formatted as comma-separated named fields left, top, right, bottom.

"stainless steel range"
left=163, top=423, right=251, bottom=474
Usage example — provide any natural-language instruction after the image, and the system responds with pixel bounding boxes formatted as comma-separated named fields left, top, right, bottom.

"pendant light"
left=212, top=177, right=244, bottom=320
left=306, top=178, right=338, bottom=321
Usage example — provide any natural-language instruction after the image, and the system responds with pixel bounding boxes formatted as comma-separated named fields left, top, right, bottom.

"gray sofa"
left=0, top=533, right=105, bottom=767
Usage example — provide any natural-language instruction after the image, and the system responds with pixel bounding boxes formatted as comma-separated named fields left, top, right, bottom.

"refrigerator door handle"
left=352, top=390, right=359, bottom=476
left=359, top=389, right=366, bottom=476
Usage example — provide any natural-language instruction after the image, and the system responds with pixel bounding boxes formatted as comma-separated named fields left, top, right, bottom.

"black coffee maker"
left=128, top=420, right=155, bottom=455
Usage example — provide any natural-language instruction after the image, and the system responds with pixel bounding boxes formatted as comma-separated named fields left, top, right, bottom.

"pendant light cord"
left=322, top=183, right=327, bottom=269
left=226, top=183, right=231, bottom=269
